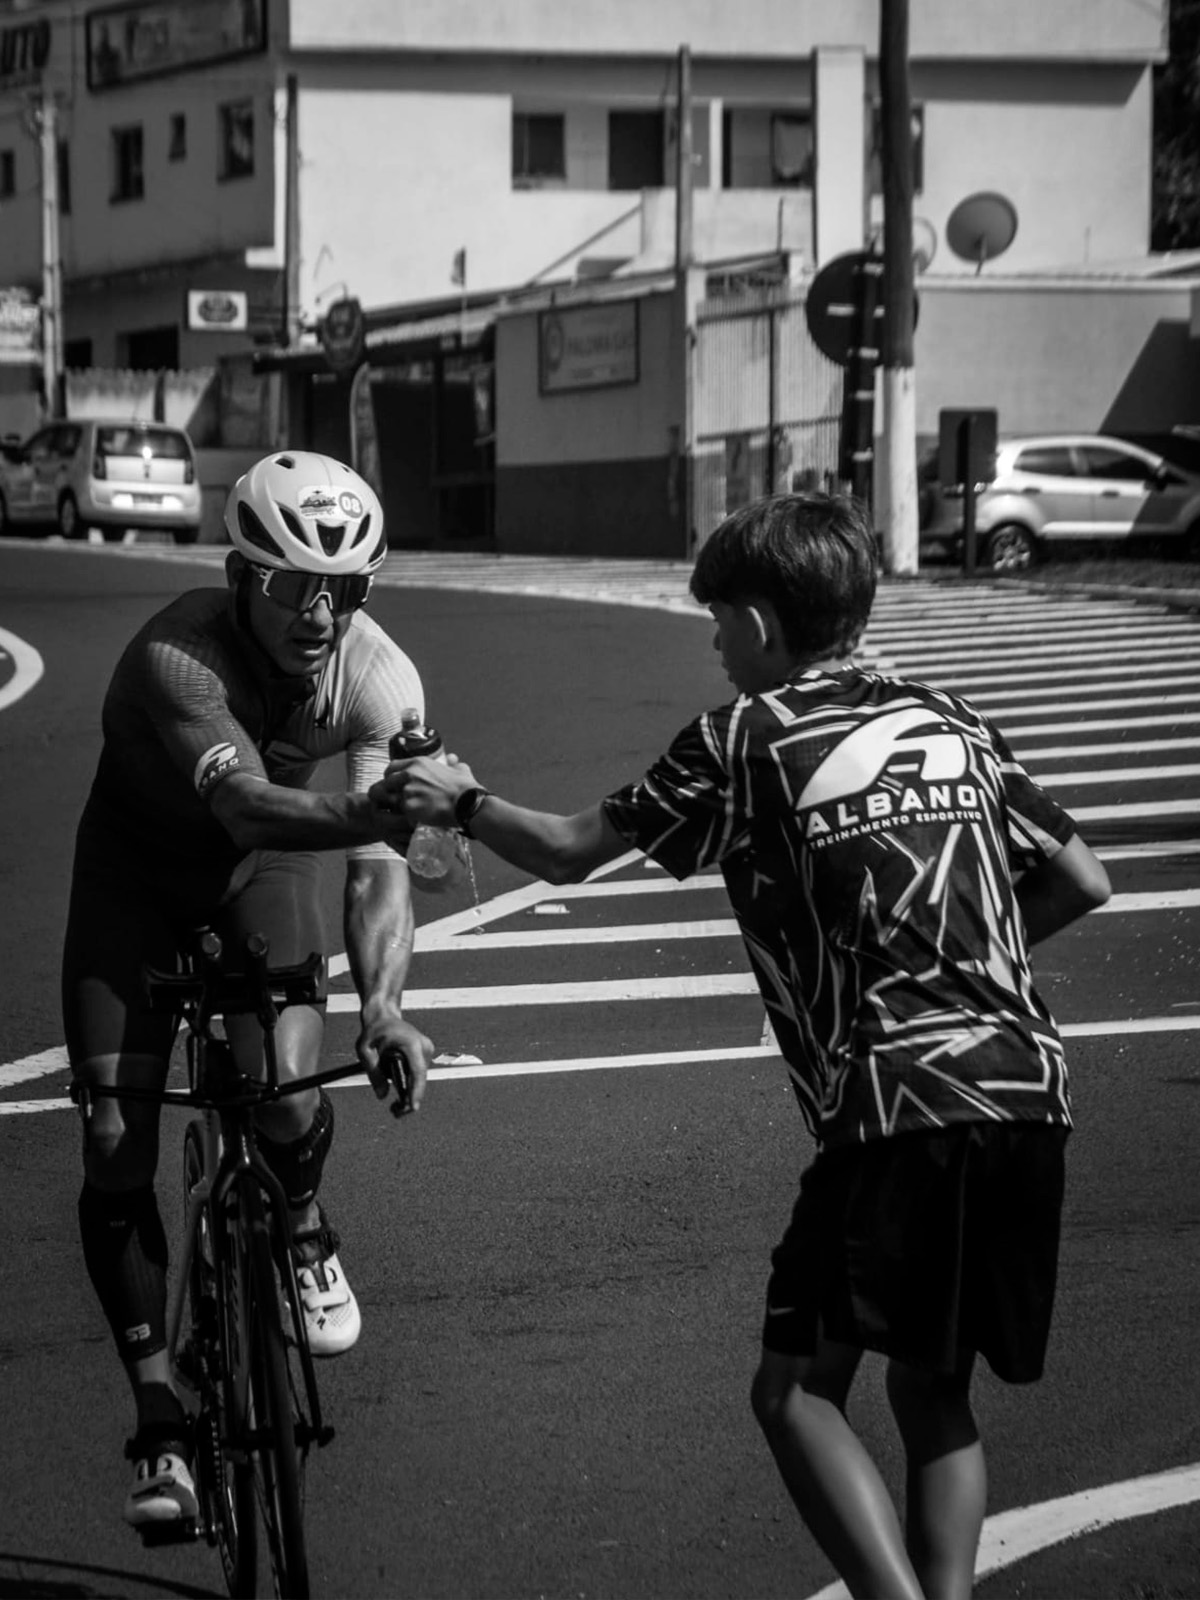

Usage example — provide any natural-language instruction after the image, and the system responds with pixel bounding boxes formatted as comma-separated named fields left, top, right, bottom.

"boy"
left=377, top=493, right=1110, bottom=1600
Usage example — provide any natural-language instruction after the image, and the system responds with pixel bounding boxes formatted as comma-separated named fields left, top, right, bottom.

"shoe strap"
left=125, top=1419, right=193, bottom=1465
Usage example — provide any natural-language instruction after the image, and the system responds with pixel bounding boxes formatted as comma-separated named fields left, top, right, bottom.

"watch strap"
left=454, top=785, right=491, bottom=838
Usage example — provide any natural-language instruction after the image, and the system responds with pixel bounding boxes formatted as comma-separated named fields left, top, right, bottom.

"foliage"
left=1152, top=0, right=1200, bottom=249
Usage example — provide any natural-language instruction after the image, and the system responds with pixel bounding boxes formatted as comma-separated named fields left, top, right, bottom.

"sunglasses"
left=253, top=565, right=374, bottom=616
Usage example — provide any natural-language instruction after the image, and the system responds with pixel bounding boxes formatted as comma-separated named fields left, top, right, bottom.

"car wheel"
left=983, top=523, right=1038, bottom=573
left=57, top=492, right=83, bottom=539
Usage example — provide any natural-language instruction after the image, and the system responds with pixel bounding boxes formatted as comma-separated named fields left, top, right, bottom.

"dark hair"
left=689, top=492, right=877, bottom=659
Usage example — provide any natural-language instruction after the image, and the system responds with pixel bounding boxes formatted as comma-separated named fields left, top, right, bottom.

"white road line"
left=805, top=1462, right=1200, bottom=1600
left=1007, top=714, right=1200, bottom=738
left=325, top=973, right=757, bottom=1010
left=1072, top=797, right=1200, bottom=821
left=1025, top=761, right=1200, bottom=786
left=0, top=1046, right=69, bottom=1090
left=988, top=690, right=1200, bottom=715
left=1021, top=738, right=1200, bottom=760
left=888, top=639, right=1200, bottom=669
left=419, top=917, right=740, bottom=951
left=0, top=626, right=45, bottom=711
left=943, top=664, right=1200, bottom=691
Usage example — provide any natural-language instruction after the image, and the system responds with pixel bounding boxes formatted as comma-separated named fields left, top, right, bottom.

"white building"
left=0, top=0, right=1166, bottom=365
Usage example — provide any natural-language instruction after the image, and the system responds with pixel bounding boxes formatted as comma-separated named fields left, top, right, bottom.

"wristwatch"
left=453, top=785, right=491, bottom=838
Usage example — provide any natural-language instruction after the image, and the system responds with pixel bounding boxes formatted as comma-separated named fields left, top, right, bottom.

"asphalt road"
left=2, top=543, right=1200, bottom=1599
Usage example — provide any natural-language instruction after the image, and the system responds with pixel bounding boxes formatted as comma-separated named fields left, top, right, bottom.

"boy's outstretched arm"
left=376, top=754, right=630, bottom=884
left=1015, top=832, right=1111, bottom=945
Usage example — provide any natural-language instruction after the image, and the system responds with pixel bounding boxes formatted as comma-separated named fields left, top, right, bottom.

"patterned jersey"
left=89, top=587, right=423, bottom=868
left=603, top=666, right=1077, bottom=1149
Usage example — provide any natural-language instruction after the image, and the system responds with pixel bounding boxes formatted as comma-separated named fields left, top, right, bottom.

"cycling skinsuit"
left=603, top=665, right=1077, bottom=1150
left=62, top=586, right=423, bottom=1066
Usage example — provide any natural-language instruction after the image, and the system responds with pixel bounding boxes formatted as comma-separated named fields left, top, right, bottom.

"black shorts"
left=62, top=799, right=328, bottom=1067
left=761, top=1122, right=1070, bottom=1384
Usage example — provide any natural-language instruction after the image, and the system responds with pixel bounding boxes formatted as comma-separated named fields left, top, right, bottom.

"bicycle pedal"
left=139, top=1517, right=201, bottom=1548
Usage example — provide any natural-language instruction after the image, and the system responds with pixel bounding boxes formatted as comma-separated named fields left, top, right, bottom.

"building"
left=0, top=0, right=1177, bottom=552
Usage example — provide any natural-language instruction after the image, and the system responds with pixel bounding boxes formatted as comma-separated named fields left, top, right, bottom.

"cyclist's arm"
left=343, top=856, right=433, bottom=1109
left=209, top=770, right=403, bottom=854
left=1015, top=832, right=1111, bottom=944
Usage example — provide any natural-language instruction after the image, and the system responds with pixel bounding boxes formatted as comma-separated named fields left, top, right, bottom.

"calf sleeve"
left=78, top=1182, right=168, bottom=1364
left=257, top=1088, right=335, bottom=1208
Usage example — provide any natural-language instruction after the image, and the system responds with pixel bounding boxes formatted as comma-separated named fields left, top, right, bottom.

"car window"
left=25, top=429, right=55, bottom=455
left=52, top=424, right=82, bottom=456
left=96, top=425, right=191, bottom=459
left=1012, top=446, right=1078, bottom=478
left=1079, top=446, right=1154, bottom=482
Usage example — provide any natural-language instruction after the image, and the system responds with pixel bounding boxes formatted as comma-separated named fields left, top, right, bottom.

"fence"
left=693, top=286, right=843, bottom=545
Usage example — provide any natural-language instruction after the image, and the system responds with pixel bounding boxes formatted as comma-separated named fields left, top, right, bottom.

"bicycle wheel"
left=241, top=1179, right=310, bottom=1599
left=182, top=1122, right=258, bottom=1597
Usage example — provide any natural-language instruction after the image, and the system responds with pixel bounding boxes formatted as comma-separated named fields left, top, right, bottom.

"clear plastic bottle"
left=389, top=708, right=460, bottom=880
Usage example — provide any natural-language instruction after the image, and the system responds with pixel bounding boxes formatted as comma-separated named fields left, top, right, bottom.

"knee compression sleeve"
left=78, top=1183, right=168, bottom=1364
left=257, top=1088, right=335, bottom=1208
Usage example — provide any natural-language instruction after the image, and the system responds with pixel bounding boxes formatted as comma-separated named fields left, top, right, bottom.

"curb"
left=989, top=577, right=1200, bottom=616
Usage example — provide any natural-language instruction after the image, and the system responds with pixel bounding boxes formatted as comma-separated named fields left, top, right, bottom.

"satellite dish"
left=866, top=217, right=938, bottom=273
left=946, top=192, right=1018, bottom=273
left=912, top=217, right=938, bottom=274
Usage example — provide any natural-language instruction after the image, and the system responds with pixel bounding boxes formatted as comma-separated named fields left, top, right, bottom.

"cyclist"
left=62, top=450, right=438, bottom=1533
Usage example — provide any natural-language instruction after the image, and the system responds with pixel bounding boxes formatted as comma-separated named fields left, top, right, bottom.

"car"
left=918, top=433, right=1200, bottom=571
left=0, top=418, right=201, bottom=544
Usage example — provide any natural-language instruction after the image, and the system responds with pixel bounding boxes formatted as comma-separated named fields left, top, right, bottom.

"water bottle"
left=389, top=709, right=460, bottom=881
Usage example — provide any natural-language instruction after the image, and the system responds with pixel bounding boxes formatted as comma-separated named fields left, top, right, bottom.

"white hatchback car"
left=0, top=418, right=202, bottom=544
left=920, top=434, right=1200, bottom=571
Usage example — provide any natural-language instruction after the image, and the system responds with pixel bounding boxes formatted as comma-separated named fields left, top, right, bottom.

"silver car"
left=920, top=434, right=1200, bottom=571
left=0, top=418, right=202, bottom=544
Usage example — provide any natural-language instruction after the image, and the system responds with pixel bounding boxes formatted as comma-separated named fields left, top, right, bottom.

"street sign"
left=805, top=251, right=918, bottom=368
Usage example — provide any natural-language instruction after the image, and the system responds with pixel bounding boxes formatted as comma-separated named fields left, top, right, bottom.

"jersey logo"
left=797, top=708, right=967, bottom=810
left=194, top=741, right=240, bottom=797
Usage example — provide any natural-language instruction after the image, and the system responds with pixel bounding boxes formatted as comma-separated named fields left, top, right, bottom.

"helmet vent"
left=349, top=512, right=372, bottom=549
left=279, top=505, right=307, bottom=542
left=238, top=500, right=286, bottom=559
left=275, top=455, right=296, bottom=469
left=316, top=521, right=346, bottom=556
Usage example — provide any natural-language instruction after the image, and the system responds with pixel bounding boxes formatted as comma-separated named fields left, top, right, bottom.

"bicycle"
left=73, top=929, right=412, bottom=1600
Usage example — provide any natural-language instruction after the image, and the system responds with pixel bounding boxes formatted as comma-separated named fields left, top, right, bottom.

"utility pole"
left=283, top=73, right=300, bottom=347
left=879, top=0, right=918, bottom=574
left=37, top=86, right=63, bottom=419
left=676, top=43, right=696, bottom=554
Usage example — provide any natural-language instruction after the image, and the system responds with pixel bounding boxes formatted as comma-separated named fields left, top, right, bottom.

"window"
left=512, top=112, right=565, bottom=184
left=770, top=113, right=814, bottom=186
left=110, top=124, right=144, bottom=202
left=218, top=100, right=254, bottom=180
left=64, top=337, right=93, bottom=370
left=1079, top=445, right=1156, bottom=482
left=608, top=110, right=664, bottom=190
left=867, top=104, right=924, bottom=196
left=1013, top=446, right=1077, bottom=478
left=169, top=112, right=187, bottom=162
left=57, top=139, right=70, bottom=215
left=0, top=149, right=14, bottom=199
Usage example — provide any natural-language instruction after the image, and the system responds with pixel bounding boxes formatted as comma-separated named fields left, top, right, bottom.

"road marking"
left=804, top=1461, right=1200, bottom=1600
left=1027, top=761, right=1200, bottom=786
left=0, top=626, right=45, bottom=712
left=1007, top=713, right=1200, bottom=737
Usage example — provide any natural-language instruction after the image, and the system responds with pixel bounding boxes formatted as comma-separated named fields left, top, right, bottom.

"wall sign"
left=86, top=0, right=266, bottom=91
left=186, top=289, right=249, bottom=332
left=0, top=289, right=40, bottom=365
left=539, top=301, right=639, bottom=395
left=320, top=297, right=365, bottom=374
left=0, top=18, right=51, bottom=87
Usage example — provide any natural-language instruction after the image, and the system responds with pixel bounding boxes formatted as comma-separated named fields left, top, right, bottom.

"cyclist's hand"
left=359, top=1019, right=434, bottom=1117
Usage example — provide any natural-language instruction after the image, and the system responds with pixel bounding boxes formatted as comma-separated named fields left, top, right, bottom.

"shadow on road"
left=0, top=1551, right=220, bottom=1599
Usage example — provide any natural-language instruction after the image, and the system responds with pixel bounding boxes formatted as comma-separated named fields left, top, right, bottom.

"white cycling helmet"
left=225, top=451, right=387, bottom=576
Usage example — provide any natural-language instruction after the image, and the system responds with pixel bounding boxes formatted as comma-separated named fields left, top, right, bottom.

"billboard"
left=538, top=301, right=639, bottom=395
left=86, top=0, right=266, bottom=92
left=0, top=290, right=40, bottom=366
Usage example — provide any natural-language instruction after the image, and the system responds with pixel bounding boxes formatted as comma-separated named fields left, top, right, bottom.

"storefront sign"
left=0, top=290, right=40, bottom=365
left=85, top=0, right=265, bottom=91
left=186, top=289, right=249, bottom=332
left=0, top=18, right=51, bottom=87
left=320, top=297, right=365, bottom=374
left=539, top=301, right=639, bottom=395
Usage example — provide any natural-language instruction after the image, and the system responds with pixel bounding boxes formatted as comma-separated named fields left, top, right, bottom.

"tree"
left=1152, top=0, right=1200, bottom=249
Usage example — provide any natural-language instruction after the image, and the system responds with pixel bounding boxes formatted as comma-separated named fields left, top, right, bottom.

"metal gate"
left=692, top=286, right=843, bottom=547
